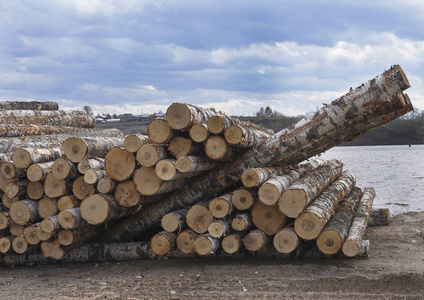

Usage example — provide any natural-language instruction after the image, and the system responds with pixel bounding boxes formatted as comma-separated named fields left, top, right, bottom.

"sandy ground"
left=0, top=211, right=423, bottom=299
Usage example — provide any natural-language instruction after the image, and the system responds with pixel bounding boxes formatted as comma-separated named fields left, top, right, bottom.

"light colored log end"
left=278, top=189, right=308, bottom=218
left=294, top=212, right=322, bottom=240
left=273, top=228, right=299, bottom=254
left=176, top=231, right=197, bottom=254
left=317, top=229, right=343, bottom=255
left=80, top=194, right=110, bottom=225
left=62, top=137, right=88, bottom=163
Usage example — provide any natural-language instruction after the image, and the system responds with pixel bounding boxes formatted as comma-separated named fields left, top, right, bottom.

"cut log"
left=12, top=147, right=64, bottom=169
left=0, top=101, right=58, bottom=111
left=204, top=135, right=235, bottom=161
left=175, top=155, right=217, bottom=173
left=155, top=159, right=201, bottom=181
left=136, top=144, right=169, bottom=167
left=52, top=158, right=79, bottom=180
left=295, top=171, right=356, bottom=240
left=231, top=212, right=252, bottom=231
left=368, top=208, right=390, bottom=226
left=251, top=201, right=287, bottom=236
left=166, top=103, right=216, bottom=130
left=27, top=181, right=44, bottom=200
left=342, top=187, right=375, bottom=257
left=84, top=169, right=108, bottom=185
left=44, top=173, right=71, bottom=198
left=0, top=177, right=18, bottom=193
left=36, top=225, right=56, bottom=242
left=10, top=222, right=25, bottom=236
left=231, top=188, right=257, bottom=211
left=5, top=179, right=30, bottom=198
left=0, top=236, right=13, bottom=253
left=316, top=187, right=363, bottom=255
left=222, top=231, right=247, bottom=254
left=80, top=194, right=135, bottom=225
left=62, top=137, right=124, bottom=163
left=194, top=234, right=219, bottom=256
left=10, top=200, right=39, bottom=225
left=105, top=147, right=136, bottom=182
left=176, top=230, right=198, bottom=254
left=41, top=239, right=64, bottom=260
left=273, top=227, right=299, bottom=254
left=208, top=217, right=232, bottom=238
left=133, top=167, right=187, bottom=196
left=207, top=115, right=234, bottom=135
left=124, top=134, right=151, bottom=153
left=97, top=177, right=116, bottom=194
left=0, top=162, right=25, bottom=179
left=114, top=180, right=141, bottom=207
left=150, top=231, right=176, bottom=255
left=148, top=119, right=176, bottom=144
left=72, top=176, right=95, bottom=200
left=0, top=211, right=11, bottom=229
left=77, top=157, right=105, bottom=174
left=161, top=208, right=189, bottom=233
left=12, top=236, right=32, bottom=254
left=41, top=215, right=61, bottom=233
left=209, top=193, right=233, bottom=218
left=98, top=66, right=412, bottom=242
left=0, top=109, right=95, bottom=128
left=278, top=159, right=344, bottom=217
left=38, top=197, right=59, bottom=219
left=2, top=194, right=23, bottom=209
left=58, top=208, right=88, bottom=229
left=27, top=161, right=54, bottom=182
left=243, top=229, right=269, bottom=251
left=168, top=137, right=203, bottom=159
left=58, top=226, right=102, bottom=246
left=185, top=201, right=214, bottom=234
left=23, top=223, right=41, bottom=245
left=224, top=125, right=272, bottom=147
left=189, top=124, right=209, bottom=143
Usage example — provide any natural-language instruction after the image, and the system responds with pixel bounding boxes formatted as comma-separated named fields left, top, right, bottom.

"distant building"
left=154, top=113, right=166, bottom=119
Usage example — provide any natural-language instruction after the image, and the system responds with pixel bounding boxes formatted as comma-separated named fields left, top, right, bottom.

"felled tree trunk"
left=186, top=201, right=214, bottom=234
left=41, top=215, right=61, bottom=233
left=0, top=211, right=11, bottom=229
left=23, top=223, right=41, bottom=245
left=0, top=109, right=96, bottom=128
left=27, top=181, right=44, bottom=200
left=133, top=167, right=187, bottom=196
left=0, top=236, right=13, bottom=254
left=77, top=157, right=105, bottom=174
left=13, top=147, right=63, bottom=169
left=231, top=188, right=257, bottom=211
left=155, top=159, right=201, bottom=181
left=105, top=147, right=136, bottom=182
left=166, top=103, right=216, bottom=130
left=251, top=201, right=287, bottom=236
left=148, top=119, right=176, bottom=144
left=224, top=125, right=272, bottom=147
left=72, top=176, right=95, bottom=200
left=0, top=101, right=59, bottom=110
left=58, top=226, right=102, bottom=246
left=97, top=178, right=116, bottom=194
left=189, top=124, right=209, bottom=143
left=44, top=173, right=71, bottom=198
left=123, top=134, right=151, bottom=153
left=100, top=65, right=412, bottom=242
left=136, top=144, right=169, bottom=167
left=62, top=137, right=124, bottom=163
left=273, top=227, right=300, bottom=254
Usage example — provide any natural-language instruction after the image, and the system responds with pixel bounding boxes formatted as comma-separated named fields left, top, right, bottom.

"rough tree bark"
left=62, top=137, right=124, bottom=163
left=13, top=147, right=63, bottom=169
left=0, top=101, right=59, bottom=110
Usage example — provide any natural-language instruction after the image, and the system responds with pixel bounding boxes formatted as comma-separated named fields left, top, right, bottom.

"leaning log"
left=99, top=65, right=412, bottom=242
left=0, top=101, right=58, bottom=111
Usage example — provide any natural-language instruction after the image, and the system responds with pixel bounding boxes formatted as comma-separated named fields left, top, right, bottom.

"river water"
left=318, top=145, right=424, bottom=216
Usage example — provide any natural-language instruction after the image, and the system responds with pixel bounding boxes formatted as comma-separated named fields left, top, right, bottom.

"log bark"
left=114, top=180, right=141, bottom=207
left=166, top=103, right=216, bottom=130
left=0, top=211, right=11, bottom=229
left=342, top=187, right=375, bottom=257
left=77, top=157, right=105, bottom=174
left=23, top=223, right=41, bottom=245
left=251, top=201, right=287, bottom=236
left=57, top=208, right=89, bottom=229
left=41, top=215, right=61, bottom=233
left=208, top=115, right=275, bottom=136
left=27, top=181, right=44, bottom=200
left=224, top=125, right=272, bottom=147
left=316, top=187, right=363, bottom=255
left=209, top=193, right=233, bottom=218
left=273, top=227, right=299, bottom=254
left=62, top=137, right=124, bottom=163
left=176, top=230, right=198, bottom=254
left=5, top=179, right=30, bottom=198
left=52, top=158, right=79, bottom=180
left=278, top=159, right=344, bottom=217
left=294, top=171, right=356, bottom=240
left=222, top=231, right=247, bottom=254
left=133, top=167, right=187, bottom=196
left=0, top=153, right=12, bottom=162
left=27, top=161, right=54, bottom=182
left=194, top=234, right=219, bottom=256
left=58, top=226, right=102, bottom=246
left=185, top=201, right=214, bottom=234
left=368, top=208, right=390, bottom=226
left=189, top=124, right=209, bottom=143
left=243, top=229, right=269, bottom=251
left=168, top=137, right=203, bottom=159
left=150, top=231, right=176, bottom=255
left=38, top=197, right=59, bottom=219
left=44, top=173, right=71, bottom=198
left=148, top=119, right=176, bottom=144
left=0, top=162, right=25, bottom=179
left=205, top=135, right=235, bottom=161
left=123, top=134, right=151, bottom=153
left=0, top=109, right=95, bottom=128
left=105, top=147, right=136, bottom=182
left=136, top=144, right=169, bottom=167
left=0, top=236, right=13, bottom=253
left=84, top=169, right=108, bottom=185
left=231, top=188, right=257, bottom=211
left=10, top=200, right=40, bottom=225
left=231, top=212, right=252, bottom=231
left=99, top=65, right=412, bottom=242
left=13, top=147, right=63, bottom=169
left=208, top=217, right=232, bottom=238
left=97, top=177, right=116, bottom=194
left=241, top=167, right=289, bottom=188
left=57, top=195, right=79, bottom=211
left=0, top=101, right=58, bottom=111
left=175, top=155, right=217, bottom=173
left=161, top=208, right=189, bottom=233
left=72, top=176, right=95, bottom=200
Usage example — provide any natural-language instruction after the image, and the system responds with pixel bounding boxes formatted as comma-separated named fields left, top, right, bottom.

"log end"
left=52, top=158, right=72, bottom=180
left=58, top=210, right=76, bottom=229
left=278, top=189, right=308, bottom=219
left=12, top=149, right=32, bottom=169
left=207, top=116, right=225, bottom=135
left=241, top=169, right=260, bottom=188
left=294, top=212, right=322, bottom=240
left=231, top=189, right=255, bottom=211
left=114, top=181, right=141, bottom=207
left=224, top=125, right=243, bottom=145
left=0, top=237, right=12, bottom=254
left=133, top=167, right=162, bottom=196
left=10, top=202, right=31, bottom=226
left=194, top=235, right=214, bottom=256
left=258, top=183, right=281, bottom=206
left=342, top=240, right=359, bottom=257
left=189, top=124, right=209, bottom=143
left=273, top=228, right=299, bottom=254
left=166, top=103, right=191, bottom=130
left=161, top=214, right=179, bottom=233
left=63, top=137, right=88, bottom=163
left=105, top=147, right=136, bottom=182
left=80, top=194, right=109, bottom=225
left=148, top=119, right=172, bottom=144
left=176, top=231, right=196, bottom=254
left=155, top=160, right=177, bottom=181
left=209, top=198, right=231, bottom=219
left=137, top=144, right=160, bottom=168
left=12, top=236, right=28, bottom=254
left=150, top=234, right=173, bottom=255
left=222, top=235, right=242, bottom=254
left=317, top=229, right=343, bottom=255
left=58, top=229, right=74, bottom=246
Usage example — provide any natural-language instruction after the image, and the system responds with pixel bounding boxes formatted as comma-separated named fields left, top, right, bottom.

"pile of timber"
left=0, top=65, right=413, bottom=265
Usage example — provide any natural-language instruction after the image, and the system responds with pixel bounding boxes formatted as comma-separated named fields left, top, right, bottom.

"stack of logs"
left=0, top=65, right=413, bottom=265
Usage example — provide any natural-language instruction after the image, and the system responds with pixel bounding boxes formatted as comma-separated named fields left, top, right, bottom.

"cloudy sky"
left=1, top=0, right=424, bottom=117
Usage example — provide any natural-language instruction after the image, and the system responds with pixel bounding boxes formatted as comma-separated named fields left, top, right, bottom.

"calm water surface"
left=319, top=145, right=424, bottom=216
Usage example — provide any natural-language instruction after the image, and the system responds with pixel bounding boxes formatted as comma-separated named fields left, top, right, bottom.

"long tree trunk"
left=62, top=137, right=124, bottom=163
left=13, top=147, right=64, bottom=169
left=224, top=125, right=272, bottom=147
left=58, top=226, right=103, bottom=246
left=0, top=101, right=59, bottom=110
left=166, top=103, right=216, bottom=130
left=123, top=134, right=151, bottom=153
left=99, top=65, right=412, bottom=242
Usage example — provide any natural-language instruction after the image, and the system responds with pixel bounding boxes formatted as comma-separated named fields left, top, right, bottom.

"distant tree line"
left=256, top=106, right=284, bottom=117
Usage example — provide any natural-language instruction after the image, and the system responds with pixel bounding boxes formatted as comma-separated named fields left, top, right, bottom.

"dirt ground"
left=0, top=211, right=423, bottom=299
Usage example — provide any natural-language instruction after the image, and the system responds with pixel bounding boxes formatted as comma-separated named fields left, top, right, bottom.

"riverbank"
left=0, top=211, right=423, bottom=299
